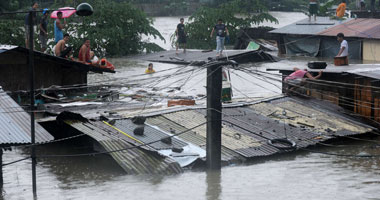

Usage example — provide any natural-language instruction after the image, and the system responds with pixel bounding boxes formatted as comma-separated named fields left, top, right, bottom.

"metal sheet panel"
left=69, top=122, right=183, bottom=175
left=270, top=17, right=350, bottom=35
left=113, top=119, right=187, bottom=150
left=164, top=110, right=262, bottom=158
left=251, top=98, right=372, bottom=137
left=0, top=90, right=53, bottom=145
left=146, top=116, right=245, bottom=163
left=318, top=18, right=380, bottom=39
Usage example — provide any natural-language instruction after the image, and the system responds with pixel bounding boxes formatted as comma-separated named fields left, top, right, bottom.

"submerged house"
left=0, top=45, right=114, bottom=92
left=270, top=17, right=380, bottom=61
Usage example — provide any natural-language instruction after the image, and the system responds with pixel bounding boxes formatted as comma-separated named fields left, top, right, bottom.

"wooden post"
left=28, top=11, right=37, bottom=200
left=206, top=62, right=222, bottom=170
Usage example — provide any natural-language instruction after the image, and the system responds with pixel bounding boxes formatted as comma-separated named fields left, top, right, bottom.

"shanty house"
left=269, top=17, right=380, bottom=61
left=0, top=45, right=114, bottom=92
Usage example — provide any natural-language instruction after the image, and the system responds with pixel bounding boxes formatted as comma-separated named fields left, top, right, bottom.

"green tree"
left=182, top=0, right=277, bottom=49
left=0, top=0, right=164, bottom=57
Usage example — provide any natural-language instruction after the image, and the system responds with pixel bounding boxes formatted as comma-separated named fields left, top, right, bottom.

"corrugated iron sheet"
left=164, top=110, right=263, bottom=158
left=318, top=18, right=380, bottom=39
left=69, top=121, right=183, bottom=175
left=251, top=98, right=372, bottom=137
left=0, top=91, right=53, bottom=145
left=270, top=17, right=350, bottom=35
left=113, top=119, right=187, bottom=150
left=146, top=116, right=245, bottom=163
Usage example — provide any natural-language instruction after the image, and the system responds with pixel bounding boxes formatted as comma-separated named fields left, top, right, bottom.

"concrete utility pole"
left=206, top=60, right=237, bottom=170
left=206, top=62, right=222, bottom=170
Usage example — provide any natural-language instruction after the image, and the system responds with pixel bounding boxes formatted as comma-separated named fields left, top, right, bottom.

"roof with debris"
left=266, top=63, right=380, bottom=80
left=63, top=96, right=374, bottom=173
left=0, top=89, right=53, bottom=145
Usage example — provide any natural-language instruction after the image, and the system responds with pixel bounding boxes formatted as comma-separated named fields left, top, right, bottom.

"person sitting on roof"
left=336, top=0, right=346, bottom=19
left=285, top=67, right=322, bottom=94
left=90, top=51, right=99, bottom=65
left=55, top=33, right=72, bottom=59
left=78, top=38, right=91, bottom=64
left=145, top=63, right=155, bottom=74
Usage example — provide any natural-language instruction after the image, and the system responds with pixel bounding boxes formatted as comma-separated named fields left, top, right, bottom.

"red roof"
left=318, top=18, right=380, bottom=39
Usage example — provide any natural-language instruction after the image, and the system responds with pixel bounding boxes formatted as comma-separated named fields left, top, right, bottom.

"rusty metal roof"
left=0, top=90, right=53, bottom=145
left=318, top=18, right=380, bottom=39
left=68, top=121, right=183, bottom=175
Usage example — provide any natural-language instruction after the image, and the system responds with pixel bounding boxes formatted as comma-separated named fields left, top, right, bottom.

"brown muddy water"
left=2, top=12, right=380, bottom=200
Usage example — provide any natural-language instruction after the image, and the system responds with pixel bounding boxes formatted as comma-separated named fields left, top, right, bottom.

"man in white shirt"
left=336, top=32, right=349, bottom=65
left=337, top=33, right=348, bottom=57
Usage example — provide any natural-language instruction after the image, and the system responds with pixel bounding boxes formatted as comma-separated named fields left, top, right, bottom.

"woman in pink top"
left=285, top=67, right=322, bottom=93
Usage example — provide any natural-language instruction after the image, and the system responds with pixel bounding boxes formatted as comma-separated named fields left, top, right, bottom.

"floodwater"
left=3, top=12, right=380, bottom=200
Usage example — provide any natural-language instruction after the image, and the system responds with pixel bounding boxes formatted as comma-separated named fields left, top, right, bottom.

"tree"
left=182, top=0, right=277, bottom=49
left=0, top=0, right=165, bottom=57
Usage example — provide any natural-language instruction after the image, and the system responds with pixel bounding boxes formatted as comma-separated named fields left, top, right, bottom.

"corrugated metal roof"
left=113, top=119, right=188, bottom=150
left=146, top=116, right=245, bottom=163
left=0, top=90, right=53, bottom=145
left=69, top=121, right=183, bottom=175
left=0, top=45, right=114, bottom=73
left=251, top=98, right=372, bottom=137
left=318, top=18, right=380, bottom=39
left=270, top=17, right=350, bottom=35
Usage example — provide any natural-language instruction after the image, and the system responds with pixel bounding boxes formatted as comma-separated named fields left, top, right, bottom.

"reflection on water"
left=2, top=13, right=380, bottom=200
left=206, top=170, right=221, bottom=200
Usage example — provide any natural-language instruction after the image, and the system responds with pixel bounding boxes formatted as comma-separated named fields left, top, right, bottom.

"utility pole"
left=206, top=60, right=237, bottom=170
left=28, top=10, right=37, bottom=200
left=206, top=61, right=223, bottom=170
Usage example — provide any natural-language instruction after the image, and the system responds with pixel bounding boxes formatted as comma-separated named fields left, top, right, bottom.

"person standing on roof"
left=24, top=2, right=39, bottom=49
left=176, top=18, right=187, bottom=54
left=54, top=11, right=67, bottom=44
left=309, top=0, right=318, bottom=22
left=336, top=0, right=347, bottom=19
left=210, top=19, right=229, bottom=57
left=39, top=9, right=49, bottom=52
left=336, top=32, right=349, bottom=64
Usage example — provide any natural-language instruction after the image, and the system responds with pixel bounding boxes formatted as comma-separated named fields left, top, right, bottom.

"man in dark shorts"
left=176, top=18, right=186, bottom=53
left=309, top=0, right=318, bottom=22
left=24, top=2, right=39, bottom=49
left=39, top=8, right=49, bottom=52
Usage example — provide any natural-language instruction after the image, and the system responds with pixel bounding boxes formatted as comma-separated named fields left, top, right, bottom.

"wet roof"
left=133, top=49, right=275, bottom=66
left=267, top=63, right=380, bottom=79
left=0, top=45, right=115, bottom=73
left=68, top=121, right=183, bottom=175
left=270, top=17, right=351, bottom=35
left=64, top=96, right=374, bottom=172
left=0, top=90, right=53, bottom=145
left=318, top=18, right=380, bottom=39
